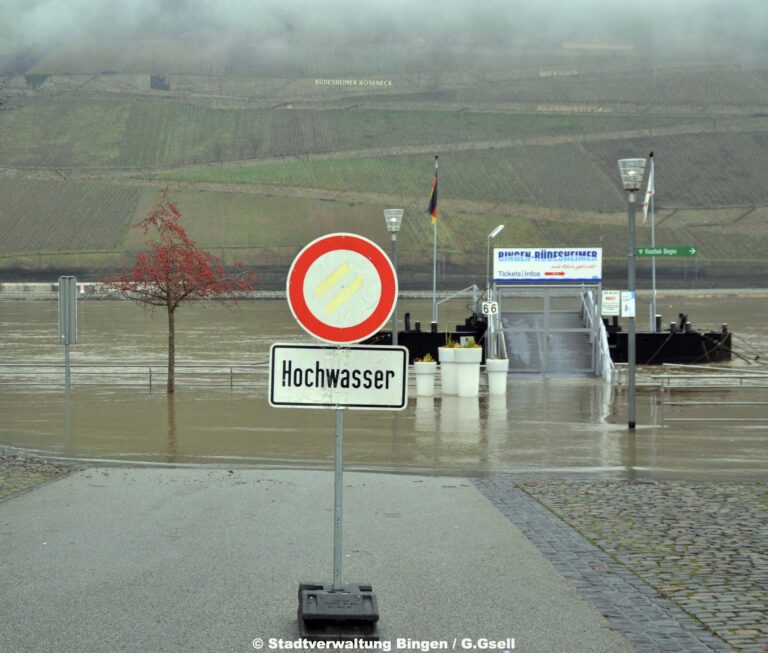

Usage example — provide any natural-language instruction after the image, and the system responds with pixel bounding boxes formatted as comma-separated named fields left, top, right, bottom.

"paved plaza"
left=1, top=455, right=766, bottom=652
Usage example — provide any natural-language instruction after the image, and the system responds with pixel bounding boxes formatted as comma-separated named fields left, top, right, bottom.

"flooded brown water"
left=0, top=293, right=766, bottom=479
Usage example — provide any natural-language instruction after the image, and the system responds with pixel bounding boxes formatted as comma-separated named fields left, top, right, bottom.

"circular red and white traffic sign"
left=287, top=233, right=398, bottom=344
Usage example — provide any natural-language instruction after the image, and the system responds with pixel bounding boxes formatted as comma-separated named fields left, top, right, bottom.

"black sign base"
left=298, top=582, right=379, bottom=641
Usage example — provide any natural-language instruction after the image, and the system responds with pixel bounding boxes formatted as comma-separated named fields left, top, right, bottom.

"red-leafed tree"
left=109, top=189, right=255, bottom=393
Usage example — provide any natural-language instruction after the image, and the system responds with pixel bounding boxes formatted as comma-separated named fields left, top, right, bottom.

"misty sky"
left=1, top=0, right=766, bottom=58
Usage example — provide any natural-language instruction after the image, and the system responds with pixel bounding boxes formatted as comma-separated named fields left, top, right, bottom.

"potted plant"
left=413, top=352, right=437, bottom=397
left=455, top=337, right=483, bottom=397
left=438, top=337, right=459, bottom=395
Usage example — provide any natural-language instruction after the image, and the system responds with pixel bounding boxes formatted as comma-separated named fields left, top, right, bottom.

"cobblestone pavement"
left=475, top=477, right=768, bottom=653
left=0, top=448, right=75, bottom=502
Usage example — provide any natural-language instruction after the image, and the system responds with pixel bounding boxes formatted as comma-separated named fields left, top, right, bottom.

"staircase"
left=501, top=309, right=595, bottom=375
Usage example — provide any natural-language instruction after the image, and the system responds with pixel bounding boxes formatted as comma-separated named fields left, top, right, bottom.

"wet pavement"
left=0, top=468, right=637, bottom=653
left=1, top=457, right=766, bottom=652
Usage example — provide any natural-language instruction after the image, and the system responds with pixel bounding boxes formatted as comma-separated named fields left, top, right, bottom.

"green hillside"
left=1, top=38, right=768, bottom=286
left=161, top=129, right=768, bottom=212
left=0, top=179, right=140, bottom=253
left=0, top=95, right=693, bottom=169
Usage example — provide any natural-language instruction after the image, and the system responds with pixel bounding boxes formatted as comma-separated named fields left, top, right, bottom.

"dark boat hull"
left=608, top=330, right=732, bottom=364
left=367, top=317, right=733, bottom=367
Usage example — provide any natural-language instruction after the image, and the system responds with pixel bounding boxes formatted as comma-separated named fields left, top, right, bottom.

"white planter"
left=413, top=361, right=437, bottom=397
left=485, top=358, right=510, bottom=395
left=454, top=346, right=482, bottom=397
left=438, top=347, right=457, bottom=395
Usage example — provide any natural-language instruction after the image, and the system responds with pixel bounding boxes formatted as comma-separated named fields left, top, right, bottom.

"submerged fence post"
left=58, top=276, right=77, bottom=391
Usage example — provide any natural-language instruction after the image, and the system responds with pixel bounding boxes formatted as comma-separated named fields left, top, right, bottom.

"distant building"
left=150, top=74, right=170, bottom=91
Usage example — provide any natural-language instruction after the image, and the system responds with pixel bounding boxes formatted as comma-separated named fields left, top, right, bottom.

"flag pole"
left=429, top=156, right=439, bottom=326
left=649, top=153, right=657, bottom=332
left=432, top=217, right=438, bottom=324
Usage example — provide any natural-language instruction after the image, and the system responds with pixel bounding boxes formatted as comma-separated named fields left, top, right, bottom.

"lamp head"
left=383, top=208, right=404, bottom=233
left=489, top=224, right=505, bottom=239
left=618, top=158, right=647, bottom=191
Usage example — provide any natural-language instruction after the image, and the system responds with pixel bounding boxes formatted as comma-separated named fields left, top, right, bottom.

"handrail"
left=494, top=307, right=508, bottom=360
left=656, top=373, right=768, bottom=388
left=0, top=362, right=268, bottom=368
left=580, top=288, right=614, bottom=380
left=435, top=284, right=480, bottom=324
left=0, top=361, right=269, bottom=389
left=580, top=288, right=595, bottom=334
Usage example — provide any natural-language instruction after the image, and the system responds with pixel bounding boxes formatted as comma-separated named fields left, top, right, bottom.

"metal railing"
left=656, top=384, right=768, bottom=426
left=655, top=372, right=768, bottom=389
left=435, top=284, right=480, bottom=325
left=580, top=289, right=614, bottom=381
left=0, top=362, right=269, bottom=389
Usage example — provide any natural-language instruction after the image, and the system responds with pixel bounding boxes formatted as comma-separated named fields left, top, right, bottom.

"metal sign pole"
left=332, top=407, right=344, bottom=590
left=58, top=276, right=77, bottom=390
left=628, top=193, right=637, bottom=430
left=283, top=233, right=401, bottom=640
left=390, top=234, right=398, bottom=347
left=64, top=343, right=71, bottom=391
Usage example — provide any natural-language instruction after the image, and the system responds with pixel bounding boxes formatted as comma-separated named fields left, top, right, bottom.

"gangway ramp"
left=498, top=287, right=601, bottom=376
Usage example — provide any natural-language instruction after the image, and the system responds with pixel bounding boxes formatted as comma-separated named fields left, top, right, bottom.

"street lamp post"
left=486, top=224, right=505, bottom=290
left=618, top=158, right=647, bottom=430
left=384, top=209, right=404, bottom=347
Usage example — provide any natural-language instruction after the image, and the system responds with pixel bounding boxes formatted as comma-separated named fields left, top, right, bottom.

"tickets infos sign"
left=269, top=343, right=408, bottom=410
left=494, top=248, right=602, bottom=283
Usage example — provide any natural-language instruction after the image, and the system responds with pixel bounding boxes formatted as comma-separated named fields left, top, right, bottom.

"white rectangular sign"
left=494, top=247, right=602, bottom=283
left=621, top=291, right=636, bottom=318
left=481, top=301, right=499, bottom=316
left=601, top=290, right=621, bottom=317
left=269, top=344, right=408, bottom=410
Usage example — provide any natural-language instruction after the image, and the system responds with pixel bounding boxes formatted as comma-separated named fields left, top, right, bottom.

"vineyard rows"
left=162, top=144, right=627, bottom=210
left=441, top=68, right=768, bottom=109
left=584, top=132, right=768, bottom=208
left=0, top=180, right=139, bottom=254
left=165, top=127, right=768, bottom=213
left=0, top=94, right=689, bottom=169
left=0, top=96, right=274, bottom=168
left=414, top=208, right=768, bottom=265
left=131, top=182, right=768, bottom=266
left=1, top=178, right=767, bottom=278
left=4, top=38, right=768, bottom=282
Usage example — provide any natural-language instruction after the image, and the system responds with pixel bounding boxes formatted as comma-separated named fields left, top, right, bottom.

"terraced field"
left=0, top=95, right=692, bottom=169
left=161, top=129, right=768, bottom=212
left=0, top=179, right=140, bottom=254
left=441, top=67, right=768, bottom=109
left=1, top=38, right=768, bottom=285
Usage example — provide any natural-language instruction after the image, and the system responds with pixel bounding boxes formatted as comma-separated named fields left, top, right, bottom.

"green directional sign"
left=636, top=246, right=698, bottom=257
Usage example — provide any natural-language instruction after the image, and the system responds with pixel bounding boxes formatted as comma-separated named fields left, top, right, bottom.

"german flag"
left=427, top=156, right=438, bottom=224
